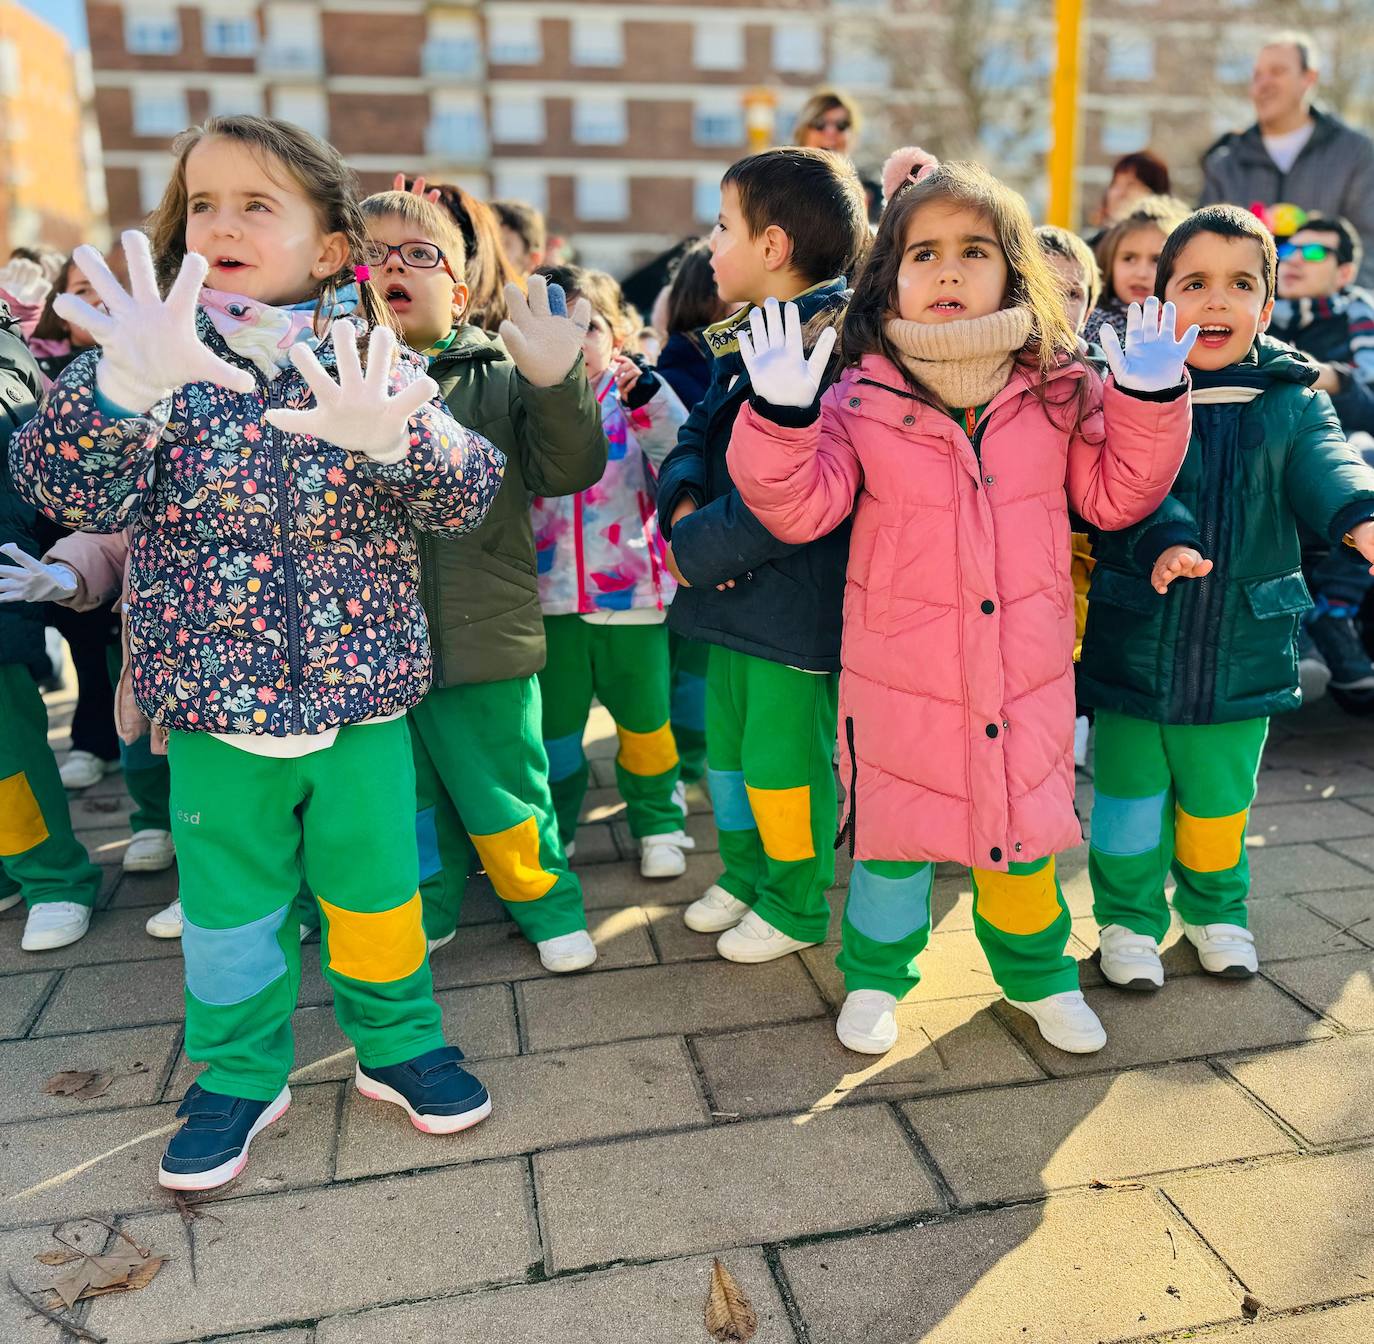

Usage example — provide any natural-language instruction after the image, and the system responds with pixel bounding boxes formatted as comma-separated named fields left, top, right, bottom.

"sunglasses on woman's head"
left=811, top=117, right=851, bottom=133
left=1277, top=242, right=1336, bottom=262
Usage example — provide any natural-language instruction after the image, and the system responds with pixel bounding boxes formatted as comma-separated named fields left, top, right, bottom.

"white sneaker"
left=563, top=840, right=576, bottom=860
left=122, top=828, right=175, bottom=873
left=22, top=901, right=92, bottom=951
left=1097, top=923, right=1164, bottom=991
left=427, top=930, right=456, bottom=955
left=836, top=989, right=899, bottom=1054
left=0, top=891, right=22, bottom=914
left=683, top=884, right=750, bottom=933
left=717, top=909, right=819, bottom=964
left=1299, top=654, right=1331, bottom=702
left=1073, top=715, right=1090, bottom=768
left=1005, top=990, right=1106, bottom=1054
left=537, top=929, right=598, bottom=973
left=60, top=750, right=118, bottom=791
left=640, top=829, right=695, bottom=879
left=1181, top=922, right=1258, bottom=978
left=145, top=899, right=183, bottom=939
left=672, top=778, right=689, bottom=818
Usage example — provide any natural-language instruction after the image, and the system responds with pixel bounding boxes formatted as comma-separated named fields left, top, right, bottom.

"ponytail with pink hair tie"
left=881, top=147, right=939, bottom=203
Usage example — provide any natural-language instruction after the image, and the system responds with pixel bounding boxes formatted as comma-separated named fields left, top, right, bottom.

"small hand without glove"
left=1100, top=297, right=1199, bottom=394
left=498, top=275, right=592, bottom=388
left=264, top=320, right=439, bottom=464
left=0, top=543, right=79, bottom=604
left=736, top=297, right=836, bottom=409
left=53, top=231, right=255, bottom=412
left=1152, top=545, right=1214, bottom=594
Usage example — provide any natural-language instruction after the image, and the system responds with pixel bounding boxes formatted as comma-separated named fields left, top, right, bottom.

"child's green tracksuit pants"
left=837, top=854, right=1079, bottom=1001
left=669, top=629, right=709, bottom=784
left=1088, top=711, right=1269, bottom=941
left=706, top=646, right=838, bottom=945
left=410, top=676, right=588, bottom=944
left=0, top=664, right=103, bottom=910
left=167, top=721, right=445, bottom=1101
left=539, top=615, right=683, bottom=846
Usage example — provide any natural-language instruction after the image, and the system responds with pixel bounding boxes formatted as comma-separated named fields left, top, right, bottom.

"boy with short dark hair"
left=657, top=146, right=868, bottom=965
left=1080, top=204, right=1374, bottom=989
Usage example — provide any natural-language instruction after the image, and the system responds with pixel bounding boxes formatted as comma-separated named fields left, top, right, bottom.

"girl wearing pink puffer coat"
left=727, top=152, right=1196, bottom=1058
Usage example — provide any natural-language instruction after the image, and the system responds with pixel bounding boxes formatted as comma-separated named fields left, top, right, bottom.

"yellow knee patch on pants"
left=470, top=816, right=558, bottom=903
left=318, top=891, right=426, bottom=983
left=745, top=783, right=815, bottom=863
left=972, top=859, right=1062, bottom=936
left=0, top=771, right=48, bottom=856
left=616, top=722, right=678, bottom=777
left=1174, top=807, right=1248, bottom=873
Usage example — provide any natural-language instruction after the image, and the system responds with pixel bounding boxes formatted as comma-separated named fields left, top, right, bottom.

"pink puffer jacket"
left=727, top=354, right=1191, bottom=870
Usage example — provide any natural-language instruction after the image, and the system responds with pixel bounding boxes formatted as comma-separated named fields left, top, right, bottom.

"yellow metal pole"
left=1047, top=0, right=1086, bottom=228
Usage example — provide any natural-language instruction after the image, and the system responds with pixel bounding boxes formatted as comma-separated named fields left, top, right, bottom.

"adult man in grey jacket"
left=1200, top=31, right=1374, bottom=288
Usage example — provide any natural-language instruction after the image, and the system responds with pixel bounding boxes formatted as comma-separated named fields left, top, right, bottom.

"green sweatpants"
left=410, top=677, right=588, bottom=944
left=539, top=615, right=683, bottom=845
left=669, top=629, right=709, bottom=784
left=1089, top=711, right=1269, bottom=941
left=167, top=721, right=445, bottom=1101
left=104, top=642, right=169, bottom=835
left=706, top=646, right=837, bottom=944
left=0, top=664, right=103, bottom=910
left=837, top=855, right=1078, bottom=1001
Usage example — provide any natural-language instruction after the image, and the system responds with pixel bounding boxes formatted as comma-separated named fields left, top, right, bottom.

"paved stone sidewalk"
left=3, top=693, right=1373, bottom=1343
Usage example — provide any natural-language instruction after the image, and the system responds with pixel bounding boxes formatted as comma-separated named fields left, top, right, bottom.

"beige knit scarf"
left=883, top=306, right=1033, bottom=408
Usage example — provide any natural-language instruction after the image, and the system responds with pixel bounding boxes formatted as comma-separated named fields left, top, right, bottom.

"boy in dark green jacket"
left=361, top=193, right=607, bottom=973
left=1080, top=205, right=1374, bottom=987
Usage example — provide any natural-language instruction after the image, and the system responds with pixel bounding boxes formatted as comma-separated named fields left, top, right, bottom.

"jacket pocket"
left=1087, top=566, right=1159, bottom=616
left=863, top=525, right=899, bottom=631
left=1240, top=570, right=1312, bottom=620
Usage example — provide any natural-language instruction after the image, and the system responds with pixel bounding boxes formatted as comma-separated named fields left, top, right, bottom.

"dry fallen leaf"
left=48, top=1250, right=166, bottom=1309
left=41, top=1063, right=148, bottom=1101
left=705, top=1257, right=758, bottom=1343
left=33, top=1249, right=83, bottom=1266
left=1087, top=1178, right=1145, bottom=1192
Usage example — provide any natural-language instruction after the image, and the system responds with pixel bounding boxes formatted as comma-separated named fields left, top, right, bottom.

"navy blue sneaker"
left=158, top=1082, right=291, bottom=1191
left=355, top=1046, right=491, bottom=1134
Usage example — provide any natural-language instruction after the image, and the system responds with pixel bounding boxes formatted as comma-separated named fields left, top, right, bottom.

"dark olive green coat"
left=1080, top=337, right=1374, bottom=724
left=420, top=326, right=606, bottom=686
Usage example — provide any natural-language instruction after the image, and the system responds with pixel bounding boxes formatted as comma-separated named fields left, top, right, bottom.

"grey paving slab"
left=85, top=1161, right=537, bottom=1344
left=570, top=820, right=621, bottom=865
left=994, top=974, right=1330, bottom=1076
left=1252, top=764, right=1374, bottom=804
left=1292, top=888, right=1374, bottom=946
left=613, top=807, right=718, bottom=857
left=336, top=1036, right=709, bottom=1177
left=1328, top=834, right=1374, bottom=872
left=695, top=997, right=1043, bottom=1118
left=1264, top=948, right=1374, bottom=1029
left=0, top=1024, right=180, bottom=1124
left=456, top=874, right=508, bottom=926
left=35, top=955, right=186, bottom=1035
left=1204, top=1300, right=1374, bottom=1343
left=1248, top=842, right=1374, bottom=898
left=103, top=865, right=179, bottom=909
left=80, top=827, right=141, bottom=866
left=535, top=1105, right=941, bottom=1272
left=579, top=851, right=721, bottom=910
left=802, top=930, right=1014, bottom=1008
left=640, top=901, right=727, bottom=962
left=1164, top=1150, right=1374, bottom=1312
left=317, top=1250, right=793, bottom=1344
left=0, top=969, right=55, bottom=1039
left=905, top=1062, right=1291, bottom=1204
left=781, top=1189, right=1240, bottom=1344
left=580, top=785, right=627, bottom=823
left=1, top=1218, right=109, bottom=1344
left=518, top=956, right=827, bottom=1052
left=0, top=1082, right=339, bottom=1230
left=1246, top=799, right=1374, bottom=846
left=69, top=789, right=136, bottom=831
left=1219, top=1035, right=1374, bottom=1145
left=0, top=906, right=181, bottom=976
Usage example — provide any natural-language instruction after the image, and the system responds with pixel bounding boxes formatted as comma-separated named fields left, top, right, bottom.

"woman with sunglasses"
left=791, top=89, right=861, bottom=159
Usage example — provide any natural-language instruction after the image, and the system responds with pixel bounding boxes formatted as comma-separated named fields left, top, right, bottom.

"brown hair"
left=721, top=147, right=868, bottom=287
left=1093, top=195, right=1190, bottom=302
left=791, top=89, right=862, bottom=144
left=1108, top=150, right=1171, bottom=198
left=537, top=263, right=634, bottom=344
left=31, top=253, right=82, bottom=343
left=1034, top=224, right=1102, bottom=316
left=665, top=239, right=728, bottom=336
left=359, top=191, right=468, bottom=273
left=1156, top=203, right=1279, bottom=303
left=491, top=199, right=547, bottom=258
left=145, top=115, right=396, bottom=335
left=843, top=160, right=1078, bottom=383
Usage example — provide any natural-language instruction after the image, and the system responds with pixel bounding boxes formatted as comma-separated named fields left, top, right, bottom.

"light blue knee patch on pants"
left=544, top=731, right=585, bottom=783
left=846, top=862, right=933, bottom=943
left=1091, top=790, right=1166, bottom=857
left=707, top=768, right=755, bottom=832
left=183, top=904, right=289, bottom=1006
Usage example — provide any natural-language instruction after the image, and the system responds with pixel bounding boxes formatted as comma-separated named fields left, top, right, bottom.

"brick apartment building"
left=84, top=1, right=1365, bottom=276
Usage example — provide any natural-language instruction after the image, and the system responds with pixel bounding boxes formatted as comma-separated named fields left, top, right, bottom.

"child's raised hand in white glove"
left=0, top=257, right=51, bottom=309
left=264, top=320, right=439, bottom=464
left=0, top=543, right=79, bottom=604
left=498, top=275, right=592, bottom=388
left=1100, top=297, right=1199, bottom=394
left=52, top=231, right=255, bottom=411
left=736, top=297, right=836, bottom=409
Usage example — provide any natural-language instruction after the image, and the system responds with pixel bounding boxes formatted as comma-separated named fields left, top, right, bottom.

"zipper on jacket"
left=835, top=715, right=858, bottom=856
left=1175, top=415, right=1230, bottom=722
left=421, top=532, right=444, bottom=685
left=266, top=378, right=304, bottom=733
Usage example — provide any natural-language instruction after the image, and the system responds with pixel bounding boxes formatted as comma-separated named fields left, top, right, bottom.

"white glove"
left=0, top=543, right=79, bottom=604
left=1100, top=297, right=1199, bottom=394
left=498, top=274, right=592, bottom=388
left=264, top=320, right=439, bottom=464
left=52, top=230, right=255, bottom=412
left=736, top=297, right=837, bottom=408
left=0, top=258, right=51, bottom=309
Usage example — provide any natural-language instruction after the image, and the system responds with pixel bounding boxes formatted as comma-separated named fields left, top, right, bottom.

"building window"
left=427, top=95, right=486, bottom=159
left=1215, top=41, right=1253, bottom=84
left=488, top=14, right=542, bottom=65
left=829, top=34, right=890, bottom=88
left=139, top=162, right=171, bottom=212
left=694, top=176, right=721, bottom=224
left=693, top=21, right=743, bottom=71
left=693, top=101, right=743, bottom=149
left=491, top=94, right=544, bottom=145
left=203, top=13, right=258, bottom=57
left=575, top=173, right=629, bottom=222
left=424, top=16, right=481, bottom=77
left=209, top=80, right=264, bottom=118
left=262, top=3, right=322, bottom=75
left=772, top=22, right=822, bottom=73
left=571, top=16, right=623, bottom=67
left=125, top=6, right=181, bottom=55
left=132, top=87, right=189, bottom=137
left=1105, top=35, right=1154, bottom=82
left=1100, top=109, right=1152, bottom=157
left=271, top=87, right=327, bottom=138
left=492, top=168, right=546, bottom=215
left=0, top=40, right=18, bottom=96
left=572, top=96, right=627, bottom=146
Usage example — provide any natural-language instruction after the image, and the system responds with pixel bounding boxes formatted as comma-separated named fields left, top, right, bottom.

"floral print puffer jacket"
left=10, top=314, right=505, bottom=738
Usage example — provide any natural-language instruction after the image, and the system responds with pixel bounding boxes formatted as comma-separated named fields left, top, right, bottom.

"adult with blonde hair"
left=791, top=89, right=861, bottom=159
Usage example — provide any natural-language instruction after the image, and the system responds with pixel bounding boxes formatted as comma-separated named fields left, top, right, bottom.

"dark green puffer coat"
left=0, top=302, right=46, bottom=677
left=419, top=325, right=607, bottom=687
left=1079, top=336, right=1374, bottom=724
